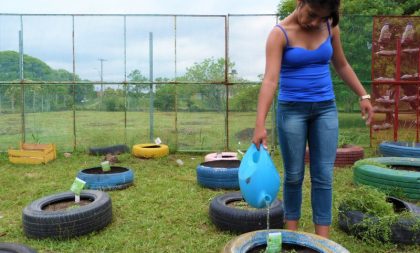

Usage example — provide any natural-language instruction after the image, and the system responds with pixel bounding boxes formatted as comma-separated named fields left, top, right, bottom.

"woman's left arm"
left=331, top=25, right=374, bottom=125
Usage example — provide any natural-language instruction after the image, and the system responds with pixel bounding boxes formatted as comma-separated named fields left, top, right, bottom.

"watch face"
left=360, top=95, right=371, bottom=101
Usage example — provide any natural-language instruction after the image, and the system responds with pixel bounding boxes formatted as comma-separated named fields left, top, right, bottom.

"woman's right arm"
left=252, top=27, right=285, bottom=149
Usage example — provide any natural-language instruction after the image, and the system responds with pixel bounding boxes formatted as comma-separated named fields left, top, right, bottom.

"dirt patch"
left=82, top=166, right=128, bottom=174
left=43, top=199, right=92, bottom=211
left=201, top=160, right=241, bottom=168
left=227, top=200, right=259, bottom=211
left=391, top=165, right=420, bottom=172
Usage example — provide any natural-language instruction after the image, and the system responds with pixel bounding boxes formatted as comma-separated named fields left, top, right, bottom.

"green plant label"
left=101, top=161, right=111, bottom=171
left=70, top=177, right=86, bottom=196
left=265, top=232, right=282, bottom=253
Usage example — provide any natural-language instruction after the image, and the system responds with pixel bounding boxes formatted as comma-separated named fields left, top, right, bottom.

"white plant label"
left=155, top=137, right=162, bottom=144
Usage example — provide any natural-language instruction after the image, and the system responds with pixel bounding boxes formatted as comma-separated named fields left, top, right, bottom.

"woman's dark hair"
left=302, top=0, right=340, bottom=27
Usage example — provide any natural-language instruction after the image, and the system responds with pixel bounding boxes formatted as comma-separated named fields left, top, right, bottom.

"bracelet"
left=359, top=94, right=371, bottom=101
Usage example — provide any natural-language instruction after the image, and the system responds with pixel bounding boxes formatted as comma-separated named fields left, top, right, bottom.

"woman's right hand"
left=252, top=125, right=268, bottom=150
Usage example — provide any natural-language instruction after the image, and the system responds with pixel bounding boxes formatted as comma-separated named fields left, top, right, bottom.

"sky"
left=1, top=0, right=279, bottom=15
left=0, top=0, right=281, bottom=82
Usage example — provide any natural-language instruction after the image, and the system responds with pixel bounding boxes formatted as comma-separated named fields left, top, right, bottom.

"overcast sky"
left=1, top=0, right=279, bottom=15
left=0, top=0, right=280, bottom=82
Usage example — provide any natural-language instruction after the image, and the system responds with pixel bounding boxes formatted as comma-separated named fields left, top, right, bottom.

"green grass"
left=0, top=150, right=419, bottom=253
left=0, top=111, right=370, bottom=153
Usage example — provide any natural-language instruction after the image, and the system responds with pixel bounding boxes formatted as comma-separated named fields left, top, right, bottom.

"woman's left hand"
left=360, top=99, right=374, bottom=125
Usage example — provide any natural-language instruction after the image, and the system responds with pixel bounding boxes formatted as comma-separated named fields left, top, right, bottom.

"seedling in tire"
left=101, top=161, right=111, bottom=172
left=70, top=177, right=86, bottom=203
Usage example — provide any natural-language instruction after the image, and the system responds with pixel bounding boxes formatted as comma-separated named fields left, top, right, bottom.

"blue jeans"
left=277, top=100, right=338, bottom=225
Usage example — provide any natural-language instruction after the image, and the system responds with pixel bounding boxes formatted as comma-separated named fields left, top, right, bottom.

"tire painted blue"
left=196, top=160, right=240, bottom=190
left=379, top=141, right=420, bottom=157
left=77, top=166, right=134, bottom=191
left=222, top=229, right=350, bottom=253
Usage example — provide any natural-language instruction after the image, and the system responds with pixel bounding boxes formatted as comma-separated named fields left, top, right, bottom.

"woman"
left=252, top=0, right=373, bottom=238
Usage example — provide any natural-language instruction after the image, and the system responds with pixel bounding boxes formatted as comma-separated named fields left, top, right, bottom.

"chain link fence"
left=0, top=14, right=373, bottom=152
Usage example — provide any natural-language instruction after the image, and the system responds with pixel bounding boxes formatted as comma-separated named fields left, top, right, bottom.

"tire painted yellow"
left=132, top=144, right=169, bottom=158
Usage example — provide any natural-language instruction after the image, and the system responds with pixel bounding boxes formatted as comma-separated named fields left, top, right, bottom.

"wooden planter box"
left=8, top=143, right=57, bottom=164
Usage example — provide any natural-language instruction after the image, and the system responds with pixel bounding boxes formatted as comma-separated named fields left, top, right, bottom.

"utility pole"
left=98, top=58, right=106, bottom=110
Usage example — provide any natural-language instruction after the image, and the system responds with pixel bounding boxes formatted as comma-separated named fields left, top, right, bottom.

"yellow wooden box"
left=8, top=143, right=57, bottom=164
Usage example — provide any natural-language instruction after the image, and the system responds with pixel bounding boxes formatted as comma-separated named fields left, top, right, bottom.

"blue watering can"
left=238, top=143, right=281, bottom=208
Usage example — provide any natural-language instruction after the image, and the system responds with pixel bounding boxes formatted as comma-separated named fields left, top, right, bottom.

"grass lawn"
left=0, top=110, right=372, bottom=152
left=0, top=148, right=419, bottom=253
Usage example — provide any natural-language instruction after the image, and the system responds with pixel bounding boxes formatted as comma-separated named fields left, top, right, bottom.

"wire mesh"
left=0, top=13, right=376, bottom=152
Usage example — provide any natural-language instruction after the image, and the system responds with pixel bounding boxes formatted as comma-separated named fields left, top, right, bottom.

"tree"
left=128, top=69, right=149, bottom=94
left=230, top=85, right=260, bottom=112
left=0, top=50, right=93, bottom=112
left=181, top=57, right=235, bottom=112
left=154, top=78, right=175, bottom=112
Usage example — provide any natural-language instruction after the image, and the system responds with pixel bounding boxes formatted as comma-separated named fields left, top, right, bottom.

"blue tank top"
left=276, top=24, right=335, bottom=102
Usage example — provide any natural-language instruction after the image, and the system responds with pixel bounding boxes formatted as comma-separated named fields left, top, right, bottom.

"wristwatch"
left=359, top=94, right=371, bottom=101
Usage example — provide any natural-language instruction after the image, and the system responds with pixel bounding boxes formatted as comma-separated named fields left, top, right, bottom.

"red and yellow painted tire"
left=132, top=144, right=169, bottom=158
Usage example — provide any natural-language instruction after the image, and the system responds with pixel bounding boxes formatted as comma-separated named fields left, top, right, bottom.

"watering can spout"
left=262, top=193, right=272, bottom=208
left=264, top=194, right=271, bottom=204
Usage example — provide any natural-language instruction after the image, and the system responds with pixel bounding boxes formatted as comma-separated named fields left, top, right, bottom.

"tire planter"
left=305, top=144, right=364, bottom=167
left=221, top=229, right=350, bottom=253
left=353, top=157, right=420, bottom=200
left=209, top=192, right=284, bottom=233
left=76, top=166, right=134, bottom=190
left=379, top=141, right=420, bottom=157
left=22, top=190, right=112, bottom=239
left=196, top=160, right=240, bottom=190
left=88, top=144, right=129, bottom=156
left=0, top=243, right=37, bottom=253
left=132, top=144, right=169, bottom=158
left=204, top=152, right=238, bottom=162
left=338, top=197, right=420, bottom=244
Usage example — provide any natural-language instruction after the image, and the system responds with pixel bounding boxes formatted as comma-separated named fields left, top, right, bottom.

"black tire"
left=209, top=192, right=284, bottom=233
left=22, top=190, right=112, bottom=239
left=88, top=144, right=129, bottom=156
left=221, top=229, right=350, bottom=253
left=196, top=160, right=240, bottom=190
left=387, top=196, right=420, bottom=214
left=0, top=243, right=37, bottom=253
left=76, top=166, right=134, bottom=191
left=379, top=141, right=420, bottom=157
left=338, top=198, right=420, bottom=244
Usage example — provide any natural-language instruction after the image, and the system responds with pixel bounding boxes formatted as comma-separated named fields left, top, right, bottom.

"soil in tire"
left=43, top=199, right=92, bottom=211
